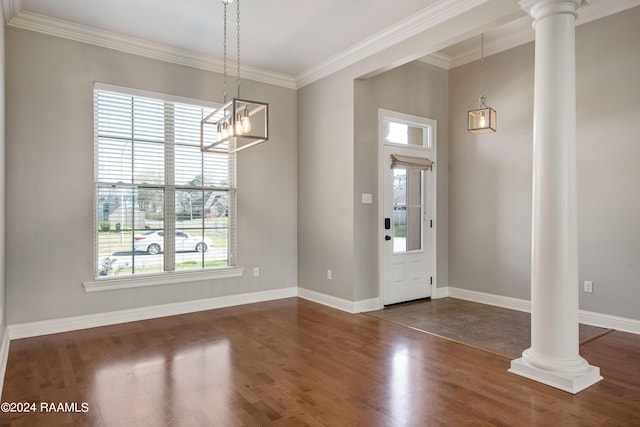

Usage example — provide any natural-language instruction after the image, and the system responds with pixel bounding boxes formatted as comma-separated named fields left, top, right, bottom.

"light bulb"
left=235, top=113, right=243, bottom=135
left=479, top=111, right=487, bottom=128
left=242, top=109, right=251, bottom=133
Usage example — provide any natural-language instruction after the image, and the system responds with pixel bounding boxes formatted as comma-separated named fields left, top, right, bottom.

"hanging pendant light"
left=201, top=0, right=269, bottom=154
left=468, top=33, right=497, bottom=134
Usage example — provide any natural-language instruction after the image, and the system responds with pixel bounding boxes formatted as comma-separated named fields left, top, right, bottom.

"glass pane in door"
left=393, top=168, right=422, bottom=253
left=383, top=120, right=431, bottom=148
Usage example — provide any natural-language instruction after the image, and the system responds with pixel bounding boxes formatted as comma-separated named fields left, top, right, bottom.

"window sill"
left=83, top=267, right=244, bottom=292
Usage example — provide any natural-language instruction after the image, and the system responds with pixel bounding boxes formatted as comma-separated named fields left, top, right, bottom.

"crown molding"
left=422, top=0, right=640, bottom=70
left=3, top=0, right=297, bottom=89
left=296, top=0, right=491, bottom=87
left=575, top=0, right=640, bottom=25
left=5, top=0, right=639, bottom=88
left=419, top=52, right=452, bottom=70
left=2, top=0, right=17, bottom=22
left=6, top=0, right=483, bottom=89
left=446, top=21, right=534, bottom=69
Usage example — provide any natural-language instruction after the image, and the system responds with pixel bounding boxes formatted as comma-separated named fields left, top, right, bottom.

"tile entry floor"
left=365, top=297, right=613, bottom=359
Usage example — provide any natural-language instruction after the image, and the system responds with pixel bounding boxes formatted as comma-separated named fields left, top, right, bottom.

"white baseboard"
left=579, top=309, right=640, bottom=335
left=0, top=325, right=10, bottom=398
left=297, top=288, right=356, bottom=313
left=7, top=285, right=639, bottom=341
left=445, top=286, right=640, bottom=335
left=447, top=287, right=532, bottom=312
left=354, top=297, right=382, bottom=313
left=8, top=287, right=298, bottom=340
left=432, top=285, right=450, bottom=299
left=8, top=286, right=374, bottom=341
left=297, top=288, right=382, bottom=313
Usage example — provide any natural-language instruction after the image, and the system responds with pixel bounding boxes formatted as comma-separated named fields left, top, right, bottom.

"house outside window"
left=94, top=84, right=235, bottom=279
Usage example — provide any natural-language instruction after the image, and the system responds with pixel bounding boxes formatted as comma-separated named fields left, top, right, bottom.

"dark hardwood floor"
left=1, top=298, right=639, bottom=426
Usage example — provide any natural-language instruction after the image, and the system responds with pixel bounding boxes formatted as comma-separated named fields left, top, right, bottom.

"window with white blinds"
left=94, top=84, right=235, bottom=279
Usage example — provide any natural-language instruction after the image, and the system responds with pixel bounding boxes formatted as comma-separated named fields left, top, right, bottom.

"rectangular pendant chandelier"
left=468, top=100, right=497, bottom=134
left=200, top=0, right=269, bottom=155
left=467, top=33, right=497, bottom=135
left=200, top=98, right=269, bottom=154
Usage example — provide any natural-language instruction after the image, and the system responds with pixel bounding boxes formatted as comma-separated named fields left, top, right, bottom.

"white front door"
left=379, top=110, right=436, bottom=306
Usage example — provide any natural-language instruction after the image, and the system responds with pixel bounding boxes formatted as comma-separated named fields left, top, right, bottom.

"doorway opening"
left=378, top=109, right=437, bottom=306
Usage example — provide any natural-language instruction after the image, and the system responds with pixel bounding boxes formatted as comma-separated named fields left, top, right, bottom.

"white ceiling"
left=4, top=0, right=640, bottom=88
left=17, top=0, right=438, bottom=76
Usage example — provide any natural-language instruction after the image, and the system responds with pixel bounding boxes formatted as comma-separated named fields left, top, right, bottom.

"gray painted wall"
left=5, top=1, right=635, bottom=326
left=297, top=70, right=355, bottom=300
left=574, top=8, right=640, bottom=319
left=297, top=1, right=519, bottom=303
left=448, top=7, right=640, bottom=320
left=0, top=9, right=6, bottom=329
left=354, top=61, right=449, bottom=301
left=448, top=42, right=535, bottom=301
left=5, top=28, right=297, bottom=324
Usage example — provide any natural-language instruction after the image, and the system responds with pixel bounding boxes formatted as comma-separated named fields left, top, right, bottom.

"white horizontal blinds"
left=96, top=92, right=166, bottom=185
left=164, top=103, right=176, bottom=272
left=94, top=86, right=234, bottom=278
left=174, top=103, right=231, bottom=187
left=173, top=102, right=235, bottom=271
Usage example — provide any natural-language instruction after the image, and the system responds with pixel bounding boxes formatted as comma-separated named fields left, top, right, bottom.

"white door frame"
left=378, top=109, right=437, bottom=307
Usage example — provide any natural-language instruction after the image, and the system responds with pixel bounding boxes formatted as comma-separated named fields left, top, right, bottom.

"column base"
left=509, top=350, right=602, bottom=394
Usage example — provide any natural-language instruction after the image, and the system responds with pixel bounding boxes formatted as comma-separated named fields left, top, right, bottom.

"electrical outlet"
left=253, top=267, right=260, bottom=277
left=584, top=281, right=593, bottom=293
left=327, top=269, right=332, bottom=280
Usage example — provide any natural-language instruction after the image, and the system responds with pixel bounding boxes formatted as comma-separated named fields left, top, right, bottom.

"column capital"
left=520, top=0, right=586, bottom=23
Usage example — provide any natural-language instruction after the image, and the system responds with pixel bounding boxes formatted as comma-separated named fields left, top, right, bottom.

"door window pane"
left=383, top=120, right=430, bottom=148
left=393, top=169, right=422, bottom=253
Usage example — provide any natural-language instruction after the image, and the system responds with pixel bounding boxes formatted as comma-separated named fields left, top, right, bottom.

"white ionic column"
left=509, top=0, right=602, bottom=394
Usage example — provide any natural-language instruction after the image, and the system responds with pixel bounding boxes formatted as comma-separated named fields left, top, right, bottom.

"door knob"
left=385, top=235, right=391, bottom=241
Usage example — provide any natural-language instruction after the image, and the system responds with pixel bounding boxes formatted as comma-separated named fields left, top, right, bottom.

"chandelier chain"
left=222, top=2, right=228, bottom=102
left=236, top=0, right=241, bottom=97
left=200, top=0, right=269, bottom=154
left=480, top=33, right=485, bottom=100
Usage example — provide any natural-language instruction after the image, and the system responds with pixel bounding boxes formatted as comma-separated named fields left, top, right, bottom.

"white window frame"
left=84, top=83, right=242, bottom=292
